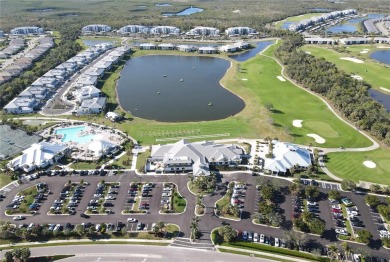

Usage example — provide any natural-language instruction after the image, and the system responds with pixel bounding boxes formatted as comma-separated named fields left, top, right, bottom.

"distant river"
left=229, top=41, right=274, bottom=62
left=116, top=55, right=244, bottom=122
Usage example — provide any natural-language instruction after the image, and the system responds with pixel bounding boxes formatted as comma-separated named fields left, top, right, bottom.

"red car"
left=332, top=208, right=342, bottom=213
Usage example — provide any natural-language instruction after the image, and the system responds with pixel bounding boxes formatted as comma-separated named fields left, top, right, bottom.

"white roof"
left=263, top=142, right=311, bottom=173
left=88, top=140, right=116, bottom=157
left=9, top=142, right=68, bottom=169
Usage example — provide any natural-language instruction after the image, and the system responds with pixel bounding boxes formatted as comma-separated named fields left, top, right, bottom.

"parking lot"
left=1, top=171, right=389, bottom=260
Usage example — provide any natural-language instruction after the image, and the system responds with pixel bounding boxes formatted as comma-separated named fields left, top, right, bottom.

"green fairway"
left=301, top=45, right=390, bottom=90
left=326, top=148, right=390, bottom=185
left=274, top=13, right=325, bottom=29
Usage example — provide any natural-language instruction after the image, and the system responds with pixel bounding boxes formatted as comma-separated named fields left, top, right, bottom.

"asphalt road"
left=1, top=171, right=390, bottom=260
left=25, top=245, right=272, bottom=262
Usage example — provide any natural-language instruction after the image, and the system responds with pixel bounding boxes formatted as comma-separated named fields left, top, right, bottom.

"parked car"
left=13, top=215, right=25, bottom=221
left=242, top=231, right=248, bottom=240
left=275, top=238, right=280, bottom=247
left=260, top=234, right=265, bottom=243
left=253, top=233, right=259, bottom=242
left=335, top=228, right=349, bottom=236
left=127, top=218, right=137, bottom=223
left=80, top=213, right=90, bottom=219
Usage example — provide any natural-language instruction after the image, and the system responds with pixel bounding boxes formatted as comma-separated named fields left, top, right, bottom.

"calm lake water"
left=369, top=89, right=390, bottom=112
left=116, top=56, right=244, bottom=122
left=163, top=6, right=204, bottom=16
left=327, top=13, right=385, bottom=33
left=83, top=39, right=117, bottom=46
left=370, top=50, right=390, bottom=65
left=229, top=41, right=274, bottom=62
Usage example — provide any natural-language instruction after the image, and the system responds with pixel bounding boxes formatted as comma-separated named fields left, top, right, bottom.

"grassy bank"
left=221, top=242, right=329, bottom=262
left=326, top=148, right=390, bottom=185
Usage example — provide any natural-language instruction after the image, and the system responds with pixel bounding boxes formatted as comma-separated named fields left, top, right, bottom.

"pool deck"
left=39, top=122, right=127, bottom=161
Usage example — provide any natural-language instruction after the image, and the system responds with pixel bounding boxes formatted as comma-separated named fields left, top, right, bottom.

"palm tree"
left=340, top=242, right=351, bottom=261
left=327, top=244, right=339, bottom=261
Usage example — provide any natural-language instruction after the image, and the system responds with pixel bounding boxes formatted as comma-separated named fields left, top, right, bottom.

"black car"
left=80, top=213, right=90, bottom=219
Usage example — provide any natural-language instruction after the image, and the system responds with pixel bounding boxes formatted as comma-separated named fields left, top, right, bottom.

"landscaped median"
left=216, top=242, right=329, bottom=262
left=215, top=182, right=241, bottom=221
left=0, top=239, right=172, bottom=251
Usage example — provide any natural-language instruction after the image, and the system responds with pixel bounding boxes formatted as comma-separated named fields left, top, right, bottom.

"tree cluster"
left=276, top=36, right=390, bottom=147
left=4, top=247, right=31, bottom=262
left=293, top=211, right=326, bottom=235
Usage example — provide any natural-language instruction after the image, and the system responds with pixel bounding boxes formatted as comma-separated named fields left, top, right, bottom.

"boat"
left=157, top=91, right=161, bottom=94
left=163, top=75, right=167, bottom=77
left=192, top=67, right=196, bottom=70
left=208, top=102, right=213, bottom=106
left=135, top=108, right=138, bottom=111
left=180, top=79, right=184, bottom=82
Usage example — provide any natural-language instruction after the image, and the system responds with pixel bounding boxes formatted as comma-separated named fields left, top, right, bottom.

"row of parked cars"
left=231, top=182, right=246, bottom=208
left=160, top=183, right=173, bottom=209
left=242, top=231, right=285, bottom=247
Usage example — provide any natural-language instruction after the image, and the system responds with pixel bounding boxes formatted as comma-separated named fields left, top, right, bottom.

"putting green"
left=304, top=122, right=340, bottom=138
left=326, top=149, right=390, bottom=185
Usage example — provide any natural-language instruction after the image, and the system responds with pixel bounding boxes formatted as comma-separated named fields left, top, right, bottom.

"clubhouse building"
left=147, top=139, right=243, bottom=175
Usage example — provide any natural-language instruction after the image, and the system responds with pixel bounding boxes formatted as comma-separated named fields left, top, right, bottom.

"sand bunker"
left=241, top=78, right=248, bottom=81
left=351, top=75, right=363, bottom=81
left=363, top=160, right=376, bottom=169
left=232, top=10, right=240, bottom=13
left=293, top=120, right=303, bottom=127
left=307, top=134, right=326, bottom=144
left=277, top=76, right=286, bottom=82
left=305, top=51, right=311, bottom=54
left=340, top=57, right=364, bottom=64
left=360, top=49, right=370, bottom=54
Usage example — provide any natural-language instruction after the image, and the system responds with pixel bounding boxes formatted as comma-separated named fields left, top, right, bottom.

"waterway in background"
left=327, top=13, right=385, bottom=33
left=369, top=90, right=390, bottom=112
left=370, top=50, right=390, bottom=65
left=162, top=6, right=204, bottom=16
left=229, top=41, right=275, bottom=62
left=116, top=56, right=244, bottom=122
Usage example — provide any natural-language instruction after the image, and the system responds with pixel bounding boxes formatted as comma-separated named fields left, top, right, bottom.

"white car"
left=162, top=192, right=171, bottom=197
left=353, top=254, right=361, bottom=262
left=335, top=228, right=349, bottom=236
left=307, top=201, right=317, bottom=206
left=253, top=233, right=259, bottom=242
left=347, top=211, right=359, bottom=216
left=260, top=234, right=265, bottom=243
left=127, top=218, right=138, bottom=223
left=275, top=238, right=280, bottom=247
left=13, top=215, right=25, bottom=221
left=332, top=204, right=341, bottom=209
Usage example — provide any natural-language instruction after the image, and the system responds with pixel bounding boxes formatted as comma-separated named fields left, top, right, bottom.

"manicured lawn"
left=239, top=44, right=371, bottom=148
left=0, top=172, right=13, bottom=188
left=218, top=248, right=293, bottom=262
left=301, top=45, right=390, bottom=90
left=172, top=188, right=186, bottom=213
left=221, top=242, right=329, bottom=261
left=274, top=13, right=325, bottom=29
left=326, top=148, right=390, bottom=185
left=136, top=150, right=151, bottom=173
left=71, top=161, right=99, bottom=170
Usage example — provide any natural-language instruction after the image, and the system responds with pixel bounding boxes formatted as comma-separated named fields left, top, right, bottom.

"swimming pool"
left=55, top=126, right=95, bottom=144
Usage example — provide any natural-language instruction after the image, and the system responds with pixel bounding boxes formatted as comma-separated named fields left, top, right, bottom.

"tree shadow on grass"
left=271, top=109, right=284, bottom=114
